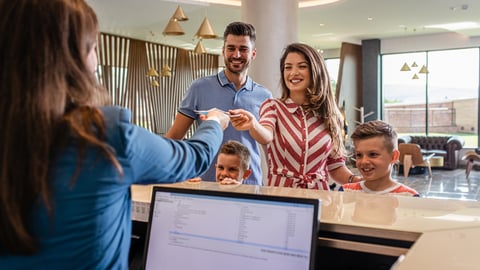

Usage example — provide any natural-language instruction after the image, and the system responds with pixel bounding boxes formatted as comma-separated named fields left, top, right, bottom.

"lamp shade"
left=418, top=65, right=429, bottom=74
left=161, top=64, right=171, bottom=77
left=163, top=18, right=184, bottom=36
left=195, top=17, right=217, bottom=39
left=194, top=40, right=207, bottom=54
left=146, top=67, right=159, bottom=77
left=412, top=73, right=419, bottom=79
left=172, top=5, right=188, bottom=21
left=400, top=62, right=411, bottom=71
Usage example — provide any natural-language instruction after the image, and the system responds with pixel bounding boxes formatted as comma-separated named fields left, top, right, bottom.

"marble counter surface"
left=131, top=181, right=480, bottom=270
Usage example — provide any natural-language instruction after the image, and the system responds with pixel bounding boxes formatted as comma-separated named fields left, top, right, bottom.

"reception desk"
left=131, top=182, right=480, bottom=269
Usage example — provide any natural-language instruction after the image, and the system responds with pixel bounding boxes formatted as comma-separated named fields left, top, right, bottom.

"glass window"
left=325, top=58, right=340, bottom=94
left=382, top=48, right=479, bottom=148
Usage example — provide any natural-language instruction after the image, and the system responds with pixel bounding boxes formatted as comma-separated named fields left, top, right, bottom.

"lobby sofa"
left=398, top=135, right=464, bottom=170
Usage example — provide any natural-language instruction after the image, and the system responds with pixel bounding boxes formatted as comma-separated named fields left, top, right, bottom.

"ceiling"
left=87, top=0, right=480, bottom=54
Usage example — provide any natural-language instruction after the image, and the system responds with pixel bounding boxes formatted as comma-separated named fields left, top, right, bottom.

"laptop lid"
left=143, top=186, right=320, bottom=270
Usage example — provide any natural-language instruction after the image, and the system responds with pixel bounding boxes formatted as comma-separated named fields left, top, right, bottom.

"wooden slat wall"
left=96, top=33, right=219, bottom=135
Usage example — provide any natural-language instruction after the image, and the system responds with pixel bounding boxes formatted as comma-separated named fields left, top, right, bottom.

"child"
left=339, top=120, right=419, bottom=196
left=187, top=140, right=252, bottom=185
left=215, top=140, right=252, bottom=185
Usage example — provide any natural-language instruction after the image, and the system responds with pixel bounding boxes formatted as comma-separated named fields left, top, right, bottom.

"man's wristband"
left=348, top=174, right=356, bottom=183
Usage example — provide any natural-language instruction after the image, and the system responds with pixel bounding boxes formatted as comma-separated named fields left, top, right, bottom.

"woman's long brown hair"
left=279, top=43, right=346, bottom=156
left=0, top=0, right=121, bottom=254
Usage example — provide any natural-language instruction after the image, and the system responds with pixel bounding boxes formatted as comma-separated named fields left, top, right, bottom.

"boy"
left=215, top=140, right=252, bottom=185
left=187, top=140, right=252, bottom=185
left=339, top=120, right=419, bottom=196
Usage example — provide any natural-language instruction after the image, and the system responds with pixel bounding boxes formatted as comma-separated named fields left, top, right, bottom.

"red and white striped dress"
left=259, top=98, right=345, bottom=190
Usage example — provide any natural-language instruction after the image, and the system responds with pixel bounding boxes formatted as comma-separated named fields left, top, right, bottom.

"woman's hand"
left=228, top=109, right=255, bottom=131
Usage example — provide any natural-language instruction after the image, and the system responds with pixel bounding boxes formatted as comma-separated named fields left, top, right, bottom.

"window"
left=325, top=58, right=340, bottom=94
left=382, top=48, right=479, bottom=147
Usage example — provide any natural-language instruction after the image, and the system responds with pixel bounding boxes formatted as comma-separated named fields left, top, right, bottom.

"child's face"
left=215, top=153, right=250, bottom=183
left=353, top=136, right=399, bottom=182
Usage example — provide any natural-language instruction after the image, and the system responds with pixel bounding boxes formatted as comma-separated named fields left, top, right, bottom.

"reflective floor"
left=399, top=167, right=480, bottom=201
left=349, top=166, right=480, bottom=201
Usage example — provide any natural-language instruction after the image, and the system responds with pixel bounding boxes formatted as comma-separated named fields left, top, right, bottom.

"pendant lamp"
left=146, top=67, right=159, bottom=77
left=161, top=64, right=172, bottom=77
left=418, top=65, right=429, bottom=74
left=162, top=18, right=184, bottom=36
left=195, top=17, right=217, bottom=39
left=194, top=40, right=206, bottom=54
left=172, top=5, right=188, bottom=21
left=400, top=62, right=411, bottom=71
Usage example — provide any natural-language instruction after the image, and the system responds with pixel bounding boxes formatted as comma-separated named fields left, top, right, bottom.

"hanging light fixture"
left=194, top=40, right=207, bottom=54
left=172, top=5, right=188, bottom=21
left=161, top=64, right=172, bottom=77
left=146, top=67, right=159, bottom=77
left=400, top=62, right=411, bottom=71
left=162, top=5, right=188, bottom=36
left=418, top=65, right=429, bottom=74
left=162, top=18, right=184, bottom=36
left=411, top=62, right=418, bottom=67
left=195, top=17, right=217, bottom=39
left=146, top=67, right=159, bottom=86
left=412, top=73, right=419, bottom=80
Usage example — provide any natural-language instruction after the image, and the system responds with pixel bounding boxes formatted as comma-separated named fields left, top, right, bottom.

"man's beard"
left=225, top=57, right=250, bottom=74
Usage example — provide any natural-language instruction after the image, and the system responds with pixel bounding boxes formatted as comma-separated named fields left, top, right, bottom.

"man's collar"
left=217, top=70, right=254, bottom=91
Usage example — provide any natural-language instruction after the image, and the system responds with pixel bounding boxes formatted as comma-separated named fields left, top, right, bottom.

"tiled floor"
left=399, top=167, right=480, bottom=201
left=349, top=166, right=480, bottom=201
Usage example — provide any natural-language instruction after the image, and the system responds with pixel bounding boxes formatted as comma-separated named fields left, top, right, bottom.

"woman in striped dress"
left=230, top=43, right=360, bottom=189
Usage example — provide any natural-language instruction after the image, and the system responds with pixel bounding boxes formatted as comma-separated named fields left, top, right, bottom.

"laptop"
left=143, top=185, right=320, bottom=270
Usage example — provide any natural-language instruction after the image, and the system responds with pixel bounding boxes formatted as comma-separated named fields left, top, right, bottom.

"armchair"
left=398, top=143, right=434, bottom=179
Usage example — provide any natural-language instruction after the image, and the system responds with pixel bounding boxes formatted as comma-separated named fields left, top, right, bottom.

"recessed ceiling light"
left=425, top=21, right=480, bottom=31
left=173, top=0, right=342, bottom=8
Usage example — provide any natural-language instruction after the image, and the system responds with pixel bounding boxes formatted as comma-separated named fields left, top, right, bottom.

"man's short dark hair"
left=223, top=21, right=256, bottom=45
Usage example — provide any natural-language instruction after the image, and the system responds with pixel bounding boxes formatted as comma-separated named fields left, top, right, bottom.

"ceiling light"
left=425, top=21, right=480, bottom=31
left=161, top=64, right=172, bottom=77
left=195, top=17, right=217, bottom=39
left=194, top=40, right=207, bottom=54
left=400, top=63, right=411, bottom=71
left=418, top=65, right=429, bottom=74
left=176, top=0, right=341, bottom=8
left=172, top=5, right=188, bottom=21
left=163, top=18, right=185, bottom=36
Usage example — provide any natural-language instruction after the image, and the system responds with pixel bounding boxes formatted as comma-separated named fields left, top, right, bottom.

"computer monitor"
left=143, top=186, right=320, bottom=270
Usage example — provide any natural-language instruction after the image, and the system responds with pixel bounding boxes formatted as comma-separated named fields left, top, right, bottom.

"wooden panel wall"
left=96, top=33, right=219, bottom=135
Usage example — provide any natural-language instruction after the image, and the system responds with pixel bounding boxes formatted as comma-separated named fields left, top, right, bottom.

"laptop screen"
left=143, top=186, right=320, bottom=270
